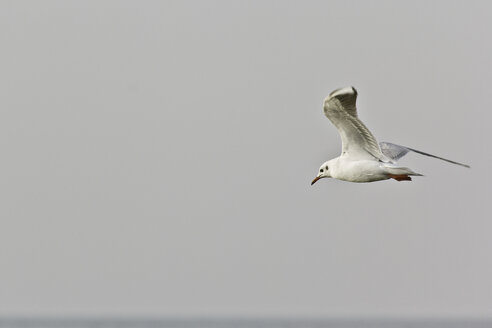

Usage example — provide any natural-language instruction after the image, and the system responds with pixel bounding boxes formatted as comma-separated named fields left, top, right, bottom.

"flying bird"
left=311, top=87, right=469, bottom=184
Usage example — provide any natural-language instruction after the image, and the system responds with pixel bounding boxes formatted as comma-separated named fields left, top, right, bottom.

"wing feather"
left=324, top=87, right=387, bottom=161
left=380, top=142, right=470, bottom=168
left=379, top=142, right=409, bottom=162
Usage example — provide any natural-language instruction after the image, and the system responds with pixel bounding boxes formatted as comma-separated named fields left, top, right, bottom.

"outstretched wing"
left=323, top=87, right=387, bottom=161
left=379, top=142, right=410, bottom=162
left=380, top=142, right=470, bottom=168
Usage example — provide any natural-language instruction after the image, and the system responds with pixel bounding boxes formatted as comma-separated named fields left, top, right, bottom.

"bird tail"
left=383, top=166, right=423, bottom=182
left=384, top=166, right=423, bottom=177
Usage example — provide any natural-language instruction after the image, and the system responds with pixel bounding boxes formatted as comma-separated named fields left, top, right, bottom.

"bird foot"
left=388, top=174, right=412, bottom=182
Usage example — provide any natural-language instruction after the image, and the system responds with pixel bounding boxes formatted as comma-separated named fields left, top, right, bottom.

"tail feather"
left=385, top=166, right=423, bottom=177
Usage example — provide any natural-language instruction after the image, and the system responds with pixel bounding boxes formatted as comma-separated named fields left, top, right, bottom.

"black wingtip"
left=351, top=86, right=358, bottom=96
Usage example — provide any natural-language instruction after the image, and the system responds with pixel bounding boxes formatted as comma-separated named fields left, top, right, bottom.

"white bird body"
left=311, top=87, right=469, bottom=185
left=330, top=158, right=397, bottom=183
left=319, top=157, right=420, bottom=183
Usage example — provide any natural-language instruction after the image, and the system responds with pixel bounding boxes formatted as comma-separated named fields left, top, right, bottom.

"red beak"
left=311, top=176, right=321, bottom=185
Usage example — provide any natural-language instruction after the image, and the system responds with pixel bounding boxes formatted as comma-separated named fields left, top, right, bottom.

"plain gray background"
left=1, top=0, right=491, bottom=318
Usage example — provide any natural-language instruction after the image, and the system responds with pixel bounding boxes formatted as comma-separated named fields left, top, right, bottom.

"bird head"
left=311, top=161, right=332, bottom=185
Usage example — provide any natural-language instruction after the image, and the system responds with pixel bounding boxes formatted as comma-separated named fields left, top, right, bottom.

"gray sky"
left=1, top=0, right=491, bottom=318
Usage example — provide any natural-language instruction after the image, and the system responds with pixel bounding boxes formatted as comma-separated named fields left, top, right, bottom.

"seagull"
left=311, top=87, right=469, bottom=185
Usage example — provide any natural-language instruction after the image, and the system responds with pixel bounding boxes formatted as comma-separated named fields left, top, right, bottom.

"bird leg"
left=387, top=174, right=412, bottom=182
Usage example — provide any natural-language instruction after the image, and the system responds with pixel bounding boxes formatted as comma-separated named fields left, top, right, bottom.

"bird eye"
left=319, top=168, right=323, bottom=173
